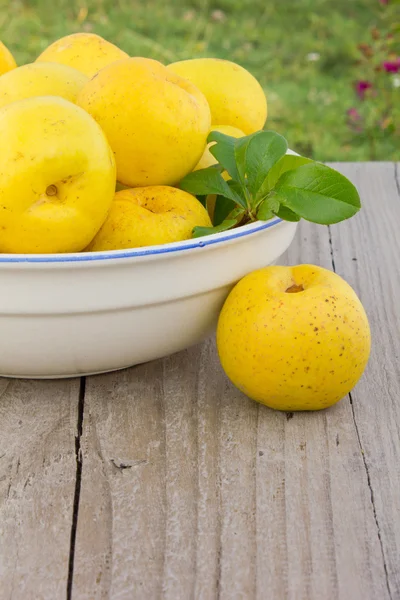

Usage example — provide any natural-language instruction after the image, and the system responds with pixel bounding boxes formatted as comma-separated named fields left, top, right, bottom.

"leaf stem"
left=242, top=184, right=252, bottom=212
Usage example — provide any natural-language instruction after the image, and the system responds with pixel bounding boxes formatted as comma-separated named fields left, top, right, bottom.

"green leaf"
left=232, top=131, right=288, bottom=207
left=274, top=204, right=301, bottom=222
left=242, top=131, right=288, bottom=197
left=226, top=178, right=247, bottom=209
left=227, top=178, right=244, bottom=195
left=257, top=205, right=274, bottom=221
left=179, top=167, right=246, bottom=208
left=234, top=132, right=258, bottom=186
left=226, top=206, right=246, bottom=222
left=257, top=154, right=313, bottom=199
left=275, top=163, right=361, bottom=224
left=228, top=178, right=247, bottom=203
left=213, top=195, right=237, bottom=226
left=197, top=194, right=207, bottom=207
left=192, top=219, right=237, bottom=238
left=257, top=195, right=280, bottom=220
left=207, top=131, right=239, bottom=180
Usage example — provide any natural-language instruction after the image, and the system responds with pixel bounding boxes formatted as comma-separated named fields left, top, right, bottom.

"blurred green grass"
left=0, top=0, right=397, bottom=160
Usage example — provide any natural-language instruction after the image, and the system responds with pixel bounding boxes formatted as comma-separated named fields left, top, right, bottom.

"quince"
left=217, top=265, right=371, bottom=411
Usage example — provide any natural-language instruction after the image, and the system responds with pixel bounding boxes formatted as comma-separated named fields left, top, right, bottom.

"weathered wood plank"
left=254, top=209, right=389, bottom=600
left=73, top=346, right=223, bottom=599
left=72, top=163, right=395, bottom=599
left=328, top=162, right=400, bottom=599
left=0, top=378, right=80, bottom=600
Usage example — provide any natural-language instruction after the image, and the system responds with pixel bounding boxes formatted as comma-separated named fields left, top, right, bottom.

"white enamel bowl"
left=0, top=217, right=297, bottom=378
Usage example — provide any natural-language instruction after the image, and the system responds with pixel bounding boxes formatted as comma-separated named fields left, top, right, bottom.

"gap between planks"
left=327, top=221, right=392, bottom=600
left=66, top=162, right=400, bottom=600
left=67, top=377, right=86, bottom=600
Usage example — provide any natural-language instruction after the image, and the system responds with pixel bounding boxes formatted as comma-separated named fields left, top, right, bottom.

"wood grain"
left=72, top=164, right=398, bottom=599
left=0, top=377, right=80, bottom=600
left=328, top=162, right=400, bottom=599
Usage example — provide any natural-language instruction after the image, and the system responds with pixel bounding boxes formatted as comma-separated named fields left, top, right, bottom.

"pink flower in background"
left=349, top=0, right=398, bottom=158
left=346, top=107, right=363, bottom=133
left=355, top=80, right=372, bottom=99
left=347, top=108, right=362, bottom=120
left=383, top=58, right=400, bottom=73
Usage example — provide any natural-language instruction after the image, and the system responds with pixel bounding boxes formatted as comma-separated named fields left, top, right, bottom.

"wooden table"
left=1, top=162, right=399, bottom=600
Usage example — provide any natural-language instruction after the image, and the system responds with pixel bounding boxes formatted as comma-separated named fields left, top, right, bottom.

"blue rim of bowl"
left=0, top=217, right=283, bottom=264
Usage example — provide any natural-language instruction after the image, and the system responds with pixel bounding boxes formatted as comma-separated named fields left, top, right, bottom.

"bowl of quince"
left=0, top=34, right=360, bottom=379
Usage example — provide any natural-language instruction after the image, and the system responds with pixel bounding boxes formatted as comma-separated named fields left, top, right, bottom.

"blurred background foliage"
left=1, top=0, right=399, bottom=161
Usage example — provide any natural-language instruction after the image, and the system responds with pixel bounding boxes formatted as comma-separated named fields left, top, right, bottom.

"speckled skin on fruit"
left=0, top=96, right=116, bottom=254
left=86, top=186, right=212, bottom=251
left=77, top=57, right=211, bottom=187
left=167, top=58, right=267, bottom=135
left=0, top=62, right=88, bottom=110
left=0, top=41, right=17, bottom=76
left=217, top=265, right=371, bottom=411
left=36, top=33, right=128, bottom=78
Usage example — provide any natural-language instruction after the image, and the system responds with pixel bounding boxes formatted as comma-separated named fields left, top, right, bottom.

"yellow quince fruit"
left=87, top=186, right=212, bottom=251
left=167, top=58, right=267, bottom=134
left=0, top=62, right=88, bottom=110
left=217, top=265, right=371, bottom=411
left=0, top=96, right=116, bottom=254
left=77, top=57, right=211, bottom=187
left=36, top=33, right=128, bottom=78
left=0, top=40, right=17, bottom=76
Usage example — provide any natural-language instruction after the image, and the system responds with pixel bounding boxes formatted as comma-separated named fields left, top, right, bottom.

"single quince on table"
left=217, top=265, right=371, bottom=411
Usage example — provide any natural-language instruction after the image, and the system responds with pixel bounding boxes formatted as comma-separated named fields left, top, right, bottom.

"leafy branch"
left=178, top=130, right=361, bottom=238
